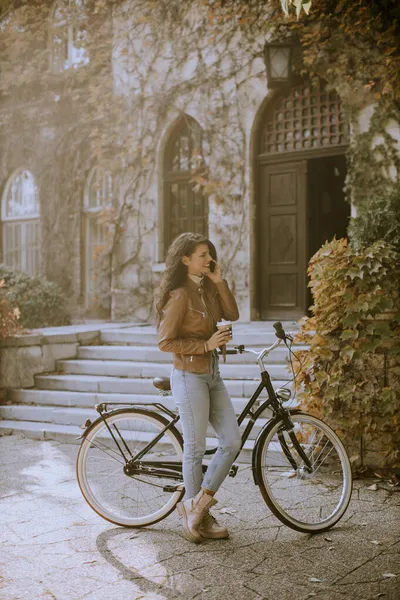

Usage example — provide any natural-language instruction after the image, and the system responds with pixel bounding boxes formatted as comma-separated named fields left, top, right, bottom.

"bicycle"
left=76, top=322, right=353, bottom=534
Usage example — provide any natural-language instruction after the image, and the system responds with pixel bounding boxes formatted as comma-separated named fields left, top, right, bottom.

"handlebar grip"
left=273, top=321, right=286, bottom=340
left=217, top=346, right=245, bottom=355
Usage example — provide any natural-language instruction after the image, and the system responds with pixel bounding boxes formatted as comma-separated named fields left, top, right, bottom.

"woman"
left=156, top=232, right=241, bottom=543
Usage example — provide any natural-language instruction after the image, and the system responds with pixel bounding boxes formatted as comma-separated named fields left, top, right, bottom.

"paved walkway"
left=0, top=434, right=399, bottom=600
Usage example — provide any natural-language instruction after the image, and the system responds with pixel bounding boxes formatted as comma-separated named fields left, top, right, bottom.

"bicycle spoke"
left=77, top=410, right=183, bottom=527
left=257, top=413, right=352, bottom=533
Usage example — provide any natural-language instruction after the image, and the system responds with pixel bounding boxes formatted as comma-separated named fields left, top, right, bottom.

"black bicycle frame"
left=91, top=369, right=312, bottom=484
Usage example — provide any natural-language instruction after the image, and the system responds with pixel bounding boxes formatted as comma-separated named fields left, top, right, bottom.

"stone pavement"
left=0, top=434, right=399, bottom=600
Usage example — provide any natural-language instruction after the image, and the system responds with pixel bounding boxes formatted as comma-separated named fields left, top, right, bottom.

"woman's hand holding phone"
left=205, top=260, right=223, bottom=283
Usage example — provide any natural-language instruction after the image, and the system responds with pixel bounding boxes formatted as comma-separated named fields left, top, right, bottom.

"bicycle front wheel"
left=256, top=411, right=352, bottom=533
left=76, top=408, right=184, bottom=527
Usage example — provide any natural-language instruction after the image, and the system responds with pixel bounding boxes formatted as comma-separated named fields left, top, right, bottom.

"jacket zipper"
left=189, top=307, right=206, bottom=318
left=203, top=293, right=217, bottom=374
left=189, top=291, right=217, bottom=375
left=187, top=307, right=206, bottom=368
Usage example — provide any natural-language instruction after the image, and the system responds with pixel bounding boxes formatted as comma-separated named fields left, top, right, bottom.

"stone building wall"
left=1, top=1, right=399, bottom=324
left=0, top=1, right=113, bottom=318
left=0, top=97, right=98, bottom=315
left=108, top=3, right=269, bottom=322
left=107, top=2, right=400, bottom=323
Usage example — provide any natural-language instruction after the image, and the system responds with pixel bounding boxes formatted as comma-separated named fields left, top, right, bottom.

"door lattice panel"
left=261, top=82, right=349, bottom=155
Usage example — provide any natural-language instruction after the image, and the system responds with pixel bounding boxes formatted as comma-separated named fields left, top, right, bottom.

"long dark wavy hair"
left=155, top=232, right=217, bottom=325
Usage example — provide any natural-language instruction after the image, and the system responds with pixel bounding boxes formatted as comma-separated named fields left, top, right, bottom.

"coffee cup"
left=217, top=321, right=232, bottom=339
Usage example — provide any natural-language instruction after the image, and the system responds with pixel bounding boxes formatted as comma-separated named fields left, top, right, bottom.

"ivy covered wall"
left=0, top=0, right=399, bottom=323
left=109, top=0, right=400, bottom=322
left=109, top=2, right=270, bottom=321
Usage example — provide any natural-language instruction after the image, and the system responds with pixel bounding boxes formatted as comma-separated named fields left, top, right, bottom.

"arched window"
left=1, top=169, right=40, bottom=276
left=82, top=166, right=113, bottom=313
left=164, top=117, right=207, bottom=253
left=260, top=80, right=349, bottom=155
left=51, top=0, right=88, bottom=73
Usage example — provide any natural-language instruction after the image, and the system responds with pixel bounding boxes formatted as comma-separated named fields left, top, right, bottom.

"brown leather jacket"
left=157, top=277, right=239, bottom=374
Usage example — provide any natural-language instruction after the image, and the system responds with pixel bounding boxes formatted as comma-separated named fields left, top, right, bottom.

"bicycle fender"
left=76, top=413, right=105, bottom=440
left=251, top=409, right=305, bottom=485
left=77, top=407, right=183, bottom=446
left=77, top=408, right=142, bottom=440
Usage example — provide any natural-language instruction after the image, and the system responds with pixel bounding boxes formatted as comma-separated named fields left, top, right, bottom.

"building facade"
left=1, top=1, right=399, bottom=323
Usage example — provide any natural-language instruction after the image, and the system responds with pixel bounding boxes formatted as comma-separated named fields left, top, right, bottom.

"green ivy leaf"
left=364, top=322, right=376, bottom=335
left=339, top=346, right=355, bottom=362
left=353, top=301, right=370, bottom=312
left=378, top=298, right=394, bottom=310
left=315, top=371, right=329, bottom=386
left=340, top=329, right=358, bottom=341
left=363, top=338, right=382, bottom=352
left=373, top=321, right=391, bottom=336
left=347, top=267, right=363, bottom=280
left=343, top=313, right=360, bottom=327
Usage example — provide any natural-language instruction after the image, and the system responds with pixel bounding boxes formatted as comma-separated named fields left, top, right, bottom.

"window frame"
left=163, top=117, right=208, bottom=253
left=50, top=0, right=89, bottom=73
left=1, top=168, right=41, bottom=276
left=82, top=166, right=113, bottom=312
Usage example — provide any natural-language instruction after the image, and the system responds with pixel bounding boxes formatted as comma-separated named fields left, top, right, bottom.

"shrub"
left=0, top=280, right=21, bottom=338
left=0, top=265, right=70, bottom=329
left=294, top=238, right=400, bottom=469
left=348, top=185, right=400, bottom=254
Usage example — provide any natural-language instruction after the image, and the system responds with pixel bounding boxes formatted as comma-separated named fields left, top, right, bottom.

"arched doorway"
left=256, top=80, right=350, bottom=320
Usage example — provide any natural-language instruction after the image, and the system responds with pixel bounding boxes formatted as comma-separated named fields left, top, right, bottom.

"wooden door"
left=258, top=160, right=307, bottom=319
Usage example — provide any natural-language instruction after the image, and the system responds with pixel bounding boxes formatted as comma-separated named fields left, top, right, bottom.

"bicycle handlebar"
left=217, top=321, right=293, bottom=371
left=273, top=321, right=287, bottom=340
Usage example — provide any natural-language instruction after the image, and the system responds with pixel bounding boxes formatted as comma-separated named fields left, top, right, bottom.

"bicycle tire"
left=76, top=408, right=184, bottom=527
left=255, top=410, right=353, bottom=533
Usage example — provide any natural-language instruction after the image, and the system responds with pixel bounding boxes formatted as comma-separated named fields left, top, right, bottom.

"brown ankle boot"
left=176, top=490, right=217, bottom=543
left=198, top=510, right=229, bottom=539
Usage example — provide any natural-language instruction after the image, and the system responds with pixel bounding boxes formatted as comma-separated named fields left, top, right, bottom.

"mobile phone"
left=210, top=260, right=216, bottom=273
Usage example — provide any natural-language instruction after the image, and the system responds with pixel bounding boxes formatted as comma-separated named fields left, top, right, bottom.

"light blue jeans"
left=171, top=353, right=242, bottom=499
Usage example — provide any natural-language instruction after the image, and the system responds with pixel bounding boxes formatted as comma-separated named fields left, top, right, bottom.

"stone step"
left=0, top=420, right=83, bottom=444
left=1, top=405, right=99, bottom=428
left=0, top=405, right=273, bottom=440
left=0, top=420, right=256, bottom=460
left=100, top=324, right=300, bottom=346
left=77, top=344, right=305, bottom=364
left=8, top=389, right=178, bottom=408
left=2, top=321, right=302, bottom=450
left=34, top=374, right=292, bottom=396
left=5, top=386, right=298, bottom=413
left=56, top=359, right=291, bottom=380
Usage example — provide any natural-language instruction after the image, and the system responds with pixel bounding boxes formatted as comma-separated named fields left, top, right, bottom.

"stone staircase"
left=0, top=322, right=303, bottom=452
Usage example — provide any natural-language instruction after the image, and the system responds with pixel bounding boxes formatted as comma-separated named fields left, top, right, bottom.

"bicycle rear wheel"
left=256, top=411, right=352, bottom=533
left=76, top=408, right=184, bottom=527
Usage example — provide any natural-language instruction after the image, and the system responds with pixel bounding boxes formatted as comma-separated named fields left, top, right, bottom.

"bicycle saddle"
left=153, top=377, right=171, bottom=392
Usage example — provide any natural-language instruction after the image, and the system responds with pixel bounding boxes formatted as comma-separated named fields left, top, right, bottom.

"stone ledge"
left=0, top=343, right=79, bottom=390
left=0, top=322, right=137, bottom=390
left=0, top=321, right=132, bottom=348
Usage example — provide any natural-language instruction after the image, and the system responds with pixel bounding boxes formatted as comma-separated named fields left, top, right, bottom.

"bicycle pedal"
left=229, top=465, right=239, bottom=478
left=163, top=484, right=183, bottom=493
